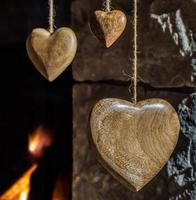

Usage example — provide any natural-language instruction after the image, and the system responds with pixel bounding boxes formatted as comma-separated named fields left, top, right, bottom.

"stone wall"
left=72, top=0, right=196, bottom=87
left=72, top=0, right=196, bottom=199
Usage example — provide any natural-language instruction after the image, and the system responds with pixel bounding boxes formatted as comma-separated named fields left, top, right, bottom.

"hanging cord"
left=103, top=0, right=111, bottom=12
left=132, top=0, right=138, bottom=104
left=48, top=0, right=55, bottom=33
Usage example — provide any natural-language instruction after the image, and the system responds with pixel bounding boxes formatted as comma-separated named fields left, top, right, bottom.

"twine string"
left=133, top=0, right=138, bottom=104
left=103, top=0, right=111, bottom=12
left=48, top=0, right=55, bottom=33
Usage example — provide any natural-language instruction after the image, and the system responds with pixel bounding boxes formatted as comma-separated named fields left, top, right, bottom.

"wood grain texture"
left=90, top=10, right=127, bottom=47
left=26, top=27, right=77, bottom=82
left=90, top=98, right=180, bottom=192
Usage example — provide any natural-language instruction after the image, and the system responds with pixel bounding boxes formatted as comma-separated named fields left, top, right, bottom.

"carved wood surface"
left=72, top=84, right=189, bottom=200
left=90, top=10, right=127, bottom=48
left=90, top=98, right=179, bottom=192
left=27, top=28, right=77, bottom=81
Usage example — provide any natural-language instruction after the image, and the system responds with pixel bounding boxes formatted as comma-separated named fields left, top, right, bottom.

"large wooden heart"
left=90, top=98, right=179, bottom=192
left=90, top=10, right=127, bottom=47
left=26, top=27, right=77, bottom=82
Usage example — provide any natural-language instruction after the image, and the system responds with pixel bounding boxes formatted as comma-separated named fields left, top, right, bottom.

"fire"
left=19, top=189, right=29, bottom=200
left=0, top=165, right=37, bottom=200
left=0, top=125, right=53, bottom=200
left=29, top=125, right=53, bottom=158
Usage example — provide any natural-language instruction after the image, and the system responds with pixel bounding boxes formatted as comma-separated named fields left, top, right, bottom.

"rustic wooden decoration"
left=26, top=28, right=77, bottom=81
left=90, top=98, right=180, bottom=192
left=90, top=10, right=127, bottom=48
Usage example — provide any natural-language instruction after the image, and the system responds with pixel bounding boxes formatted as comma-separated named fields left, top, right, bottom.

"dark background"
left=0, top=0, right=73, bottom=199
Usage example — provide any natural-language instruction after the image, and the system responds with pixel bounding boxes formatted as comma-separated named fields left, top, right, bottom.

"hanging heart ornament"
left=90, top=10, right=127, bottom=47
left=26, top=27, right=77, bottom=81
left=90, top=98, right=180, bottom=191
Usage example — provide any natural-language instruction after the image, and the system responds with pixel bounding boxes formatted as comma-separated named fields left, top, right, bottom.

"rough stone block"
left=72, top=0, right=196, bottom=87
left=168, top=93, right=196, bottom=200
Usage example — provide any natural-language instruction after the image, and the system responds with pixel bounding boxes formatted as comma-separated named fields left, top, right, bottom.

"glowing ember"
left=29, top=125, right=53, bottom=158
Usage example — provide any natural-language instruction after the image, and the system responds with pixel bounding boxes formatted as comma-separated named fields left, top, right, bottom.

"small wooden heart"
left=26, top=27, right=77, bottom=81
left=90, top=98, right=179, bottom=192
left=90, top=10, right=127, bottom=48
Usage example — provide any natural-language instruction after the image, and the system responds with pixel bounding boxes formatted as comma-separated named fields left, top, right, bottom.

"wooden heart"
left=90, top=10, right=127, bottom=47
left=26, top=27, right=77, bottom=81
left=90, top=98, right=179, bottom=192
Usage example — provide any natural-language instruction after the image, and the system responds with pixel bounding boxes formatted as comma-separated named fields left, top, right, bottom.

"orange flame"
left=29, top=125, right=52, bottom=158
left=0, top=165, right=37, bottom=200
left=0, top=126, right=53, bottom=200
left=19, top=189, right=29, bottom=200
